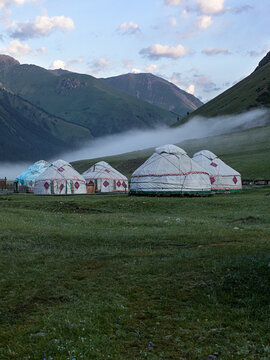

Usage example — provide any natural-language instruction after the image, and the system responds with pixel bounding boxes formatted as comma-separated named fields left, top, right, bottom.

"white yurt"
left=34, top=159, right=86, bottom=195
left=192, top=150, right=242, bottom=192
left=82, top=161, right=128, bottom=193
left=15, top=160, right=50, bottom=193
left=130, top=144, right=211, bottom=195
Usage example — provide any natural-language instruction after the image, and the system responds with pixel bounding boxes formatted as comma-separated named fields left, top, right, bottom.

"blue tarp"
left=16, top=160, right=50, bottom=187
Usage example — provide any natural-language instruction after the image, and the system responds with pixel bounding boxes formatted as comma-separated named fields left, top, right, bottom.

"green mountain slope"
left=101, top=73, right=203, bottom=117
left=72, top=124, right=270, bottom=180
left=173, top=52, right=270, bottom=124
left=0, top=88, right=92, bottom=161
left=0, top=55, right=177, bottom=137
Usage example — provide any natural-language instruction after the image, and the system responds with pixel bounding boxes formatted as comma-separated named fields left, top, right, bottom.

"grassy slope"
left=72, top=124, right=270, bottom=179
left=0, top=89, right=92, bottom=161
left=173, top=62, right=270, bottom=125
left=0, top=64, right=177, bottom=137
left=0, top=189, right=270, bottom=359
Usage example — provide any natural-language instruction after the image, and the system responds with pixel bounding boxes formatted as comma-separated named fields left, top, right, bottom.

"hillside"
left=72, top=124, right=270, bottom=179
left=0, top=88, right=92, bottom=161
left=101, top=73, right=203, bottom=118
left=0, top=55, right=177, bottom=138
left=173, top=52, right=270, bottom=124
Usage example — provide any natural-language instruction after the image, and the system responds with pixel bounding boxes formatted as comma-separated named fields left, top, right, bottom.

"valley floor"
left=0, top=189, right=270, bottom=359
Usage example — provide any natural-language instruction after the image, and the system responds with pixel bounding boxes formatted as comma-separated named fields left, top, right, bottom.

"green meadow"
left=0, top=188, right=270, bottom=359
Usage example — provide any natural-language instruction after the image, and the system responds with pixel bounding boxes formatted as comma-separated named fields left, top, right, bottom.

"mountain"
left=173, top=51, right=270, bottom=124
left=101, top=73, right=203, bottom=118
left=0, top=55, right=177, bottom=138
left=0, top=88, right=92, bottom=162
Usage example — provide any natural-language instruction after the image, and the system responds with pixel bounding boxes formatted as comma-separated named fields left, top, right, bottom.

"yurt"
left=15, top=160, right=50, bottom=193
left=130, top=144, right=211, bottom=195
left=34, top=159, right=86, bottom=195
left=192, top=150, right=242, bottom=192
left=82, top=161, right=128, bottom=193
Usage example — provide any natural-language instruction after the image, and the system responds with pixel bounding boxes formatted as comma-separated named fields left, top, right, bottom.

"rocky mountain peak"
left=255, top=51, right=270, bottom=71
left=0, top=54, right=20, bottom=69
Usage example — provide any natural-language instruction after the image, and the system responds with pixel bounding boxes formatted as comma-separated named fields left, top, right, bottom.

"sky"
left=0, top=0, right=269, bottom=102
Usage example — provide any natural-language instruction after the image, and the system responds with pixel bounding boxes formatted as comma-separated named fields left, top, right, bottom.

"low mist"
left=0, top=108, right=268, bottom=180
left=62, top=108, right=269, bottom=162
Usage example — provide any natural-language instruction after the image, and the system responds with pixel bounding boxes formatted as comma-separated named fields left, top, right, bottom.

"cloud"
left=50, top=59, right=67, bottom=70
left=196, top=15, right=213, bottom=29
left=88, top=57, right=110, bottom=74
left=0, top=39, right=44, bottom=57
left=202, top=47, right=231, bottom=55
left=67, top=56, right=84, bottom=65
left=144, top=64, right=158, bottom=73
left=248, top=46, right=269, bottom=57
left=164, top=0, right=181, bottom=6
left=117, top=21, right=140, bottom=35
left=140, top=43, right=188, bottom=60
left=122, top=59, right=133, bottom=70
left=186, top=84, right=195, bottom=94
left=10, top=15, right=75, bottom=40
left=0, top=0, right=34, bottom=10
left=131, top=68, right=141, bottom=74
left=194, top=0, right=225, bottom=15
left=233, top=5, right=253, bottom=14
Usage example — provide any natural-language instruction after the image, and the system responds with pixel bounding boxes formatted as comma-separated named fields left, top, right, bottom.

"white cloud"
left=186, top=84, right=195, bottom=94
left=10, top=15, right=75, bottom=40
left=1, top=39, right=32, bottom=57
left=122, top=59, right=133, bottom=70
left=0, top=0, right=34, bottom=10
left=131, top=68, right=141, bottom=74
left=117, top=21, right=140, bottom=35
left=194, top=0, right=225, bottom=14
left=144, top=64, right=158, bottom=73
left=50, top=59, right=68, bottom=70
left=140, top=43, right=188, bottom=60
left=196, top=15, right=213, bottom=29
left=202, top=47, right=231, bottom=55
left=164, top=0, right=181, bottom=6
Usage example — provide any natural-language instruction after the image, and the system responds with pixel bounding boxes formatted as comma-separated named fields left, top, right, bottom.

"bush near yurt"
left=82, top=161, right=128, bottom=193
left=130, top=144, right=211, bottom=195
left=34, top=159, right=86, bottom=195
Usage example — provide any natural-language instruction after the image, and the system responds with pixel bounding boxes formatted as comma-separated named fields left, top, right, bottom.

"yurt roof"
left=192, top=150, right=240, bottom=176
left=16, top=160, right=50, bottom=184
left=132, top=144, right=209, bottom=177
left=83, top=161, right=127, bottom=180
left=36, top=159, right=85, bottom=181
left=155, top=144, right=187, bottom=155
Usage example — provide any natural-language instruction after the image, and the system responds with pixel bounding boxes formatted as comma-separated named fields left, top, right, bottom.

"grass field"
left=0, top=188, right=270, bottom=359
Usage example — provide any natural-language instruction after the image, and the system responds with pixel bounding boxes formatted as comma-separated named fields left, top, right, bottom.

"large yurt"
left=34, top=159, right=86, bottom=195
left=192, top=150, right=242, bottom=192
left=130, top=144, right=211, bottom=195
left=15, top=160, right=50, bottom=193
left=82, top=161, right=128, bottom=193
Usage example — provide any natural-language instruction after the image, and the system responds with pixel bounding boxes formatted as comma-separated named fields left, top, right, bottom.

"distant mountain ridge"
left=173, top=51, right=270, bottom=124
left=0, top=55, right=177, bottom=140
left=0, top=87, right=91, bottom=161
left=101, top=73, right=203, bottom=117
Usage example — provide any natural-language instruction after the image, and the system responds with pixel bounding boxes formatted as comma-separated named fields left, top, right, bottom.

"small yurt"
left=192, top=150, right=242, bottom=192
left=82, top=161, right=128, bottom=193
left=130, top=144, right=211, bottom=195
left=15, top=160, right=50, bottom=193
left=34, top=159, right=86, bottom=195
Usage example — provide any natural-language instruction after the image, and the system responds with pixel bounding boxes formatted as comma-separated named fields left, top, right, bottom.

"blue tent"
left=16, top=160, right=50, bottom=187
